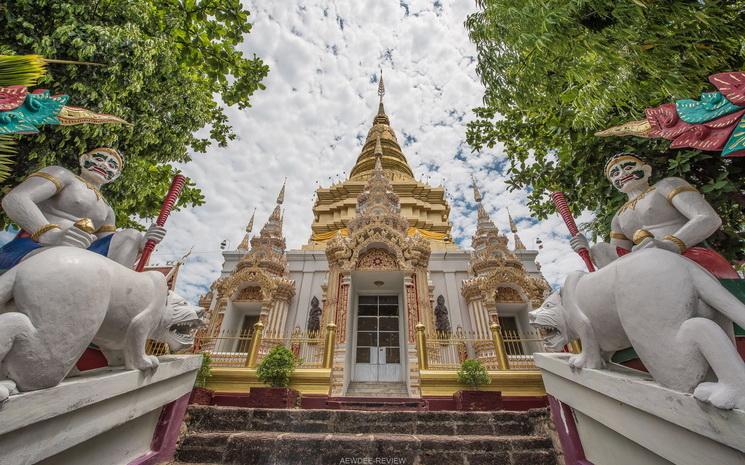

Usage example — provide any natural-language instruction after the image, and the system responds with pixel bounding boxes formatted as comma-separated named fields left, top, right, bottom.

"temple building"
left=199, top=77, right=550, bottom=397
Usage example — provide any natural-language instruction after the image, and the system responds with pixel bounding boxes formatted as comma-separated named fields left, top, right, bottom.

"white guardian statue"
left=532, top=153, right=745, bottom=410
left=0, top=246, right=203, bottom=402
left=0, top=147, right=165, bottom=272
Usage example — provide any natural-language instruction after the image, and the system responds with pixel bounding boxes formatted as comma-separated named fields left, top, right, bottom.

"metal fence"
left=423, top=327, right=545, bottom=371
left=172, top=328, right=325, bottom=368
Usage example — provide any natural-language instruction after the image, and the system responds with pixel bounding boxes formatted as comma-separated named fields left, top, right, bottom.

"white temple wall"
left=287, top=250, right=329, bottom=334
left=220, top=250, right=243, bottom=276
left=425, top=251, right=472, bottom=333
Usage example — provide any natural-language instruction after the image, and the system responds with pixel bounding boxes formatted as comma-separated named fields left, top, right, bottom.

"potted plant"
left=455, top=359, right=501, bottom=411
left=252, top=345, right=300, bottom=408
left=189, top=353, right=214, bottom=405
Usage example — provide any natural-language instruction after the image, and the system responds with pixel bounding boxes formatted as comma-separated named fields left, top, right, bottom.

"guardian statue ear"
left=642, top=163, right=653, bottom=178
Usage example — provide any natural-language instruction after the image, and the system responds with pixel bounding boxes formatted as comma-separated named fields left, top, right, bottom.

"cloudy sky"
left=149, top=0, right=589, bottom=303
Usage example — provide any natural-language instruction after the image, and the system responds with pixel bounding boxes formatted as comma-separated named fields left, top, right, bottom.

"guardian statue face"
left=529, top=293, right=570, bottom=351
left=79, top=148, right=123, bottom=184
left=605, top=155, right=652, bottom=194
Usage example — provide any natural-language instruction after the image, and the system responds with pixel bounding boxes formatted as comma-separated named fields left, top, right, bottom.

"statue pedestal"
left=0, top=355, right=201, bottom=465
left=534, top=353, right=745, bottom=465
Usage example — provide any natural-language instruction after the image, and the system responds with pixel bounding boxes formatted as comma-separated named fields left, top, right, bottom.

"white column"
left=278, top=301, right=289, bottom=337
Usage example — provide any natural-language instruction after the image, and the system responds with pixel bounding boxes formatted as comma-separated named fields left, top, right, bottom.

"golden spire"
left=507, top=208, right=526, bottom=250
left=471, top=174, right=489, bottom=221
left=238, top=208, right=256, bottom=250
left=471, top=174, right=482, bottom=203
left=276, top=177, right=286, bottom=205
left=348, top=70, right=414, bottom=180
left=507, top=208, right=517, bottom=233
left=377, top=69, right=386, bottom=115
left=374, top=134, right=383, bottom=159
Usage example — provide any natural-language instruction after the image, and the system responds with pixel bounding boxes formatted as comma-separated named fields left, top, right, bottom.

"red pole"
left=135, top=174, right=187, bottom=272
left=550, top=191, right=595, bottom=272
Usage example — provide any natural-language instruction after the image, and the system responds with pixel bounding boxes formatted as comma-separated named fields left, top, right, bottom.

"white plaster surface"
left=530, top=247, right=745, bottom=410
left=37, top=409, right=161, bottom=465
left=0, top=355, right=200, bottom=465
left=535, top=353, right=745, bottom=465
left=574, top=410, right=674, bottom=465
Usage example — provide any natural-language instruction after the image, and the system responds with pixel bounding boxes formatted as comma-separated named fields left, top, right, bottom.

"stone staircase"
left=171, top=406, right=558, bottom=465
left=345, top=382, right=409, bottom=397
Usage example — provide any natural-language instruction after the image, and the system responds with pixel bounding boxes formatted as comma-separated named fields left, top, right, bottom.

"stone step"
left=185, top=406, right=542, bottom=436
left=345, top=382, right=409, bottom=397
left=325, top=397, right=427, bottom=411
left=176, top=431, right=557, bottom=465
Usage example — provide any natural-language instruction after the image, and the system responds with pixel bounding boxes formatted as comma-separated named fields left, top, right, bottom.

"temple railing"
left=155, top=322, right=335, bottom=369
left=418, top=324, right=546, bottom=371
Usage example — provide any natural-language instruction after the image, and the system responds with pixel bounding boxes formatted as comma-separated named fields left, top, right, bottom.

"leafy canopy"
left=466, top=0, right=745, bottom=259
left=0, top=0, right=268, bottom=228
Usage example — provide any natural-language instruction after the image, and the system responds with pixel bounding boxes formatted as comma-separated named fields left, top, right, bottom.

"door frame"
left=351, top=291, right=405, bottom=382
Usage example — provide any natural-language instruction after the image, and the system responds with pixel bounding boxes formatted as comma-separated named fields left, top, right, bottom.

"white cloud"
left=143, top=0, right=589, bottom=302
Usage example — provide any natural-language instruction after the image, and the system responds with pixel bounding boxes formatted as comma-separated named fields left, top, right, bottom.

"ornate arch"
left=216, top=266, right=276, bottom=301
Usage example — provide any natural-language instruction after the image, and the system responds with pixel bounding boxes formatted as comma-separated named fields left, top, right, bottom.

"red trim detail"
left=75, top=347, right=109, bottom=371
left=736, top=337, right=745, bottom=363
left=127, top=392, right=191, bottom=465
left=683, top=247, right=741, bottom=279
left=548, top=395, right=594, bottom=465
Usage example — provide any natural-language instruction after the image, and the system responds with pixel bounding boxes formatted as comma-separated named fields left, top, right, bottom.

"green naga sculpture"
left=0, top=85, right=128, bottom=134
left=597, top=71, right=745, bottom=158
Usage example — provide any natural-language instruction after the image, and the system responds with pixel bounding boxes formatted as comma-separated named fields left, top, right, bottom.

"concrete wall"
left=536, top=353, right=745, bottom=465
left=0, top=356, right=200, bottom=465
left=427, top=250, right=472, bottom=332
left=287, top=249, right=329, bottom=337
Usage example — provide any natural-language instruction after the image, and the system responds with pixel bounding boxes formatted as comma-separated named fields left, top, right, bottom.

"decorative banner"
left=0, top=86, right=129, bottom=135
left=596, top=71, right=745, bottom=158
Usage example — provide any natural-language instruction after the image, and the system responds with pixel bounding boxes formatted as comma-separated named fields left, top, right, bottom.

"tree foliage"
left=194, top=352, right=212, bottom=388
left=466, top=0, right=745, bottom=259
left=457, top=359, right=491, bottom=389
left=0, top=0, right=268, bottom=228
left=256, top=345, right=299, bottom=388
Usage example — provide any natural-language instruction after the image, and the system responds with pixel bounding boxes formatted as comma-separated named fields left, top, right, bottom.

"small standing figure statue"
left=0, top=147, right=166, bottom=272
left=307, top=296, right=322, bottom=333
left=434, top=295, right=452, bottom=334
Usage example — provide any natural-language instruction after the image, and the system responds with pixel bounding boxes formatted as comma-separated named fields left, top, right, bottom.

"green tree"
left=466, top=1, right=745, bottom=259
left=457, top=359, right=491, bottom=390
left=256, top=345, right=299, bottom=388
left=0, top=0, right=268, bottom=228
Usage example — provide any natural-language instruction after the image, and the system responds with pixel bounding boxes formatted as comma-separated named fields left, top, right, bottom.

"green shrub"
left=195, top=353, right=212, bottom=388
left=256, top=346, right=299, bottom=388
left=457, top=359, right=491, bottom=390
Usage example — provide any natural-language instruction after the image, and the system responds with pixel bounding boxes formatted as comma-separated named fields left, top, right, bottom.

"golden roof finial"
left=378, top=69, right=385, bottom=103
left=374, top=134, right=383, bottom=158
left=377, top=69, right=386, bottom=116
left=471, top=174, right=482, bottom=203
left=238, top=208, right=255, bottom=251
left=276, top=177, right=286, bottom=205
left=507, top=208, right=517, bottom=233
left=246, top=208, right=256, bottom=233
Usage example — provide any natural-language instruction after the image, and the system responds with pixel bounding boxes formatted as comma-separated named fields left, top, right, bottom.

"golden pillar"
left=245, top=321, right=264, bottom=368
left=569, top=340, right=582, bottom=354
left=489, top=322, right=510, bottom=370
left=323, top=323, right=337, bottom=369
left=415, top=322, right=428, bottom=370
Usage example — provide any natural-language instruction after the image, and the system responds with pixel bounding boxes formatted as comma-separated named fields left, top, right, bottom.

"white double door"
left=353, top=295, right=402, bottom=382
